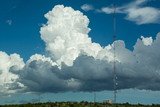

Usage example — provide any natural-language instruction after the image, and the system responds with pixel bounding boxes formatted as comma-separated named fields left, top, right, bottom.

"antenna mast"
left=94, top=92, right=96, bottom=103
left=113, top=0, right=117, bottom=104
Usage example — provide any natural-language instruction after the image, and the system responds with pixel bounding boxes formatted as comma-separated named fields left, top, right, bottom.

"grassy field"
left=0, top=102, right=159, bottom=107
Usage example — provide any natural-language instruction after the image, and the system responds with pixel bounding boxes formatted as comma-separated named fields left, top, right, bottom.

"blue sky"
left=0, top=90, right=160, bottom=105
left=0, top=0, right=159, bottom=61
left=0, top=0, right=160, bottom=105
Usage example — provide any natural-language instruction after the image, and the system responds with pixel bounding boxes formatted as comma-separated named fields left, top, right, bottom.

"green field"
left=0, top=102, right=159, bottom=107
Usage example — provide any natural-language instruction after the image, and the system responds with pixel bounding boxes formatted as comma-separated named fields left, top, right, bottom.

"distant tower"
left=113, top=1, right=117, bottom=104
left=94, top=92, right=96, bottom=103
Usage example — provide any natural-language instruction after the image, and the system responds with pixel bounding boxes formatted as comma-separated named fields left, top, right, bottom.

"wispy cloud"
left=81, top=4, right=94, bottom=11
left=100, top=0, right=160, bottom=24
left=82, top=0, right=160, bottom=25
left=6, top=20, right=12, bottom=26
left=101, top=6, right=124, bottom=14
left=125, top=0, right=160, bottom=24
left=125, top=7, right=160, bottom=25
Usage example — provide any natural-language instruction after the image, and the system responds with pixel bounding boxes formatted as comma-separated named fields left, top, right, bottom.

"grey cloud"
left=11, top=34, right=160, bottom=93
left=1, top=5, right=160, bottom=96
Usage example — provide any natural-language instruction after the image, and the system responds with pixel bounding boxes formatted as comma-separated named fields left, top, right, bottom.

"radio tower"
left=113, top=0, right=117, bottom=104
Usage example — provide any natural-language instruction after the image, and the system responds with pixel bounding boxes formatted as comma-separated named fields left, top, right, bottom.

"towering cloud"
left=0, top=5, right=160, bottom=95
left=40, top=5, right=109, bottom=66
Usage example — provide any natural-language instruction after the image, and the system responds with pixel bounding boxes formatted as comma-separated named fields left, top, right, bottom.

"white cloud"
left=0, top=51, right=25, bottom=94
left=101, top=7, right=114, bottom=14
left=81, top=4, right=94, bottom=11
left=141, top=36, right=153, bottom=46
left=101, top=6, right=124, bottom=14
left=99, top=0, right=160, bottom=24
left=125, top=7, right=160, bottom=25
left=27, top=54, right=57, bottom=66
left=16, top=5, right=160, bottom=92
left=0, top=5, right=160, bottom=96
left=40, top=5, right=113, bottom=66
left=15, top=33, right=160, bottom=92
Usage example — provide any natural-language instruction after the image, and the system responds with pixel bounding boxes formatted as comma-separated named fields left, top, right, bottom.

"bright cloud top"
left=0, top=5, right=160, bottom=95
left=141, top=36, right=153, bottom=46
left=40, top=5, right=113, bottom=66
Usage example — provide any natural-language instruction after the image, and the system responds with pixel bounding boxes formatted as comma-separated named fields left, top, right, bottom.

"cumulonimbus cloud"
left=0, top=5, right=160, bottom=95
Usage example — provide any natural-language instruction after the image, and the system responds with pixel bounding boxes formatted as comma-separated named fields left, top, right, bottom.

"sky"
left=0, top=0, right=160, bottom=105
